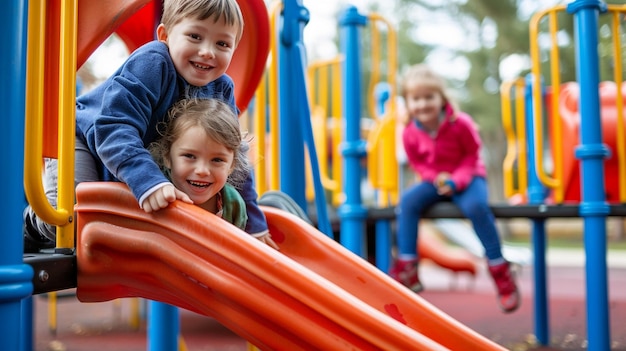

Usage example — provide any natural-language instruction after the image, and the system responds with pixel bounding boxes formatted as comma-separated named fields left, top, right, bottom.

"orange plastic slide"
left=75, top=182, right=505, bottom=351
left=418, top=225, right=477, bottom=276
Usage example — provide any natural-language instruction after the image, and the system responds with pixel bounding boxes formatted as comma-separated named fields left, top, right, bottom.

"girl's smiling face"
left=157, top=16, right=238, bottom=87
left=165, top=124, right=234, bottom=212
left=404, top=83, right=445, bottom=131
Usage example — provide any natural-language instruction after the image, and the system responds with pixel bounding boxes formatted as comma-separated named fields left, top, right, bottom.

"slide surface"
left=75, top=183, right=505, bottom=351
left=432, top=219, right=532, bottom=267
left=418, top=223, right=478, bottom=275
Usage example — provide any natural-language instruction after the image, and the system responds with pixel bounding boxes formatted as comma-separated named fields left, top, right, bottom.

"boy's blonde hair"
left=161, top=0, right=244, bottom=44
left=151, top=98, right=250, bottom=188
left=401, top=64, right=455, bottom=109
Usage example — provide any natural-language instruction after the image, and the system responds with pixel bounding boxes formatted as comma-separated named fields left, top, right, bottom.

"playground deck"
left=30, top=248, right=626, bottom=351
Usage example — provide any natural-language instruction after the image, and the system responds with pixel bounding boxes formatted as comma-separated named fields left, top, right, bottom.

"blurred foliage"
left=383, top=0, right=624, bottom=128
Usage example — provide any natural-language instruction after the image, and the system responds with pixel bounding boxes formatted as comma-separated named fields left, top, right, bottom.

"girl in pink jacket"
left=390, top=64, right=520, bottom=313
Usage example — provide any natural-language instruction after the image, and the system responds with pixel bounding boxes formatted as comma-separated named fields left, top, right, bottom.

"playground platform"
left=30, top=248, right=626, bottom=351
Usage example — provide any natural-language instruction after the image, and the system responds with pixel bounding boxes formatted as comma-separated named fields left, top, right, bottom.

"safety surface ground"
left=30, top=248, right=626, bottom=351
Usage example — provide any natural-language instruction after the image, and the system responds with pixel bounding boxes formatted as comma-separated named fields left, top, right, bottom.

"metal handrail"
left=307, top=57, right=343, bottom=205
left=501, top=78, right=527, bottom=199
left=527, top=5, right=626, bottom=203
left=528, top=6, right=566, bottom=199
left=366, top=13, right=399, bottom=206
left=24, top=0, right=77, bottom=249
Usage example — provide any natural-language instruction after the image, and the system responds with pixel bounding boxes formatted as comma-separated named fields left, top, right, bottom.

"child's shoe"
left=23, top=208, right=55, bottom=253
left=488, top=261, right=520, bottom=313
left=389, top=259, right=423, bottom=293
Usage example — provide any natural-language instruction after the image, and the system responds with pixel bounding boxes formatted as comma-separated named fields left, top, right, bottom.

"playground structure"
left=499, top=4, right=626, bottom=349
left=1, top=0, right=624, bottom=350
left=278, top=3, right=626, bottom=348
left=7, top=0, right=504, bottom=350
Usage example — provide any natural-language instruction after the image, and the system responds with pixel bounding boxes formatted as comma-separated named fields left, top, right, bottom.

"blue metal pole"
left=21, top=297, right=33, bottom=351
left=338, top=6, right=368, bottom=256
left=147, top=301, right=179, bottom=351
left=278, top=0, right=307, bottom=208
left=375, top=222, right=391, bottom=272
left=1, top=1, right=34, bottom=350
left=567, top=2, right=611, bottom=350
left=524, top=74, right=550, bottom=345
left=278, top=0, right=333, bottom=236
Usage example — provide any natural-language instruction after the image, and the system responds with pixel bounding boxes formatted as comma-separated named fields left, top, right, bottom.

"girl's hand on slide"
left=253, top=231, right=280, bottom=250
left=141, top=184, right=192, bottom=213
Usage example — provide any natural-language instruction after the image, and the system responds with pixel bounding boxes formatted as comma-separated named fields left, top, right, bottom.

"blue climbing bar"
left=148, top=301, right=179, bottom=351
left=278, top=0, right=333, bottom=236
left=278, top=0, right=308, bottom=208
left=337, top=6, right=368, bottom=256
left=524, top=75, right=550, bottom=345
left=0, top=1, right=35, bottom=350
left=567, top=1, right=611, bottom=350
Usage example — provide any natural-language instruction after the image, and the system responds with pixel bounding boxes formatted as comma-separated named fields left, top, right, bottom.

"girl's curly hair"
left=150, top=98, right=250, bottom=189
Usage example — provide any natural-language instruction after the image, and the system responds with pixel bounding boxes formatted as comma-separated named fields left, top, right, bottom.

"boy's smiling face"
left=157, top=16, right=239, bottom=87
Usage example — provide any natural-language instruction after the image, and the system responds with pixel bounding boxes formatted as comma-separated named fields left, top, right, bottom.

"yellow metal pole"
left=529, top=7, right=565, bottom=191
left=610, top=9, right=626, bottom=201
left=548, top=11, right=564, bottom=202
left=24, top=0, right=71, bottom=227
left=501, top=80, right=518, bottom=199
left=268, top=1, right=281, bottom=191
left=56, top=0, right=78, bottom=249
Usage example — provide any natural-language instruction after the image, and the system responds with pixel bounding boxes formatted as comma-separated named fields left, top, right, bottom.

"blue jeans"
left=396, top=176, right=504, bottom=261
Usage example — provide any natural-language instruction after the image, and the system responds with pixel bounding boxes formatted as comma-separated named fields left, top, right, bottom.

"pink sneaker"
left=488, top=261, right=520, bottom=313
left=389, top=259, right=423, bottom=293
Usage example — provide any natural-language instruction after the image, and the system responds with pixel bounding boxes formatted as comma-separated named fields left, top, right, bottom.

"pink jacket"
left=402, top=103, right=487, bottom=192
